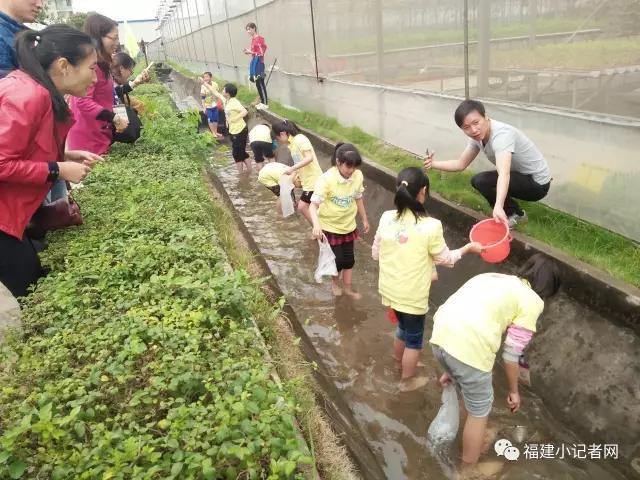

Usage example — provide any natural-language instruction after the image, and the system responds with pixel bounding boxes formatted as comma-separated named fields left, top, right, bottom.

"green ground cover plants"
left=167, top=61, right=640, bottom=287
left=0, top=84, right=313, bottom=479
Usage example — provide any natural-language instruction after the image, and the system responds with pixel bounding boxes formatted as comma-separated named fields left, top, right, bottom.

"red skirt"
left=323, top=229, right=358, bottom=246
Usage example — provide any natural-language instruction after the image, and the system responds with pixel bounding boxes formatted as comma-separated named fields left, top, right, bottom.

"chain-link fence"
left=147, top=0, right=640, bottom=241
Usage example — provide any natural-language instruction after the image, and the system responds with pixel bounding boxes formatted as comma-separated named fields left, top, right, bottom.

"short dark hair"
left=517, top=253, right=561, bottom=300
left=332, top=143, right=362, bottom=168
left=271, top=119, right=299, bottom=137
left=454, top=99, right=486, bottom=128
left=246, top=22, right=257, bottom=30
left=223, top=83, right=237, bottom=97
left=113, top=52, right=136, bottom=70
left=203, top=71, right=212, bottom=77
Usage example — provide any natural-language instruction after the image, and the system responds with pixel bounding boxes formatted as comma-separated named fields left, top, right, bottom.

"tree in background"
left=35, top=8, right=89, bottom=30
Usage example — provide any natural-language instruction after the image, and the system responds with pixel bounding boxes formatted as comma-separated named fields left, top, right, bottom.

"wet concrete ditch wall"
left=162, top=67, right=640, bottom=478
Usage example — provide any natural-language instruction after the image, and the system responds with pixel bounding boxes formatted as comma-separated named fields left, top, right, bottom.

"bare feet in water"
left=399, top=376, right=429, bottom=392
left=331, top=282, right=343, bottom=296
left=343, top=286, right=361, bottom=300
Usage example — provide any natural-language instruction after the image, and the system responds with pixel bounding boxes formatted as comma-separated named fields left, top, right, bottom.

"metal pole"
left=375, top=0, right=384, bottom=83
left=222, top=0, right=236, bottom=69
left=183, top=0, right=198, bottom=63
left=205, top=0, right=221, bottom=69
left=477, top=0, right=490, bottom=98
left=463, top=0, right=470, bottom=99
left=309, top=0, right=320, bottom=81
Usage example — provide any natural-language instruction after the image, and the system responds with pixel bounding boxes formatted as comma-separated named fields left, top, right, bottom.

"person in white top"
left=424, top=99, right=551, bottom=228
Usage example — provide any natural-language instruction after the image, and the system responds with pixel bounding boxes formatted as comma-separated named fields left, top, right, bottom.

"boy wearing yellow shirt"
left=212, top=83, right=250, bottom=173
left=429, top=254, right=560, bottom=474
left=372, top=167, right=481, bottom=391
left=272, top=120, right=323, bottom=224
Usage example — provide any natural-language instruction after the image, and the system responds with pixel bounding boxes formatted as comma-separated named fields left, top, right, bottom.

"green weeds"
left=0, top=83, right=312, bottom=479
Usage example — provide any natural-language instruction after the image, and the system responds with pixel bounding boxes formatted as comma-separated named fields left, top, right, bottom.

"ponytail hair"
left=272, top=119, right=299, bottom=137
left=15, top=25, right=95, bottom=123
left=331, top=142, right=362, bottom=167
left=394, top=167, right=429, bottom=222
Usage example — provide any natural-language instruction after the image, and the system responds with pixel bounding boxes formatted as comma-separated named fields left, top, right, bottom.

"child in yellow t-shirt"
left=372, top=167, right=482, bottom=391
left=211, top=83, right=250, bottom=173
left=257, top=162, right=301, bottom=214
left=429, top=254, right=560, bottom=472
left=272, top=120, right=322, bottom=224
left=309, top=143, right=369, bottom=299
left=199, top=72, right=223, bottom=139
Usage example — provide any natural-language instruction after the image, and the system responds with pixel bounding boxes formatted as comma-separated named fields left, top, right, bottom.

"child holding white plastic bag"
left=372, top=167, right=482, bottom=392
left=257, top=162, right=300, bottom=217
left=310, top=143, right=369, bottom=298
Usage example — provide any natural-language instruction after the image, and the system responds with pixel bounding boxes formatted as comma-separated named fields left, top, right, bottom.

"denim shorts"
left=394, top=310, right=426, bottom=349
left=431, top=344, right=493, bottom=417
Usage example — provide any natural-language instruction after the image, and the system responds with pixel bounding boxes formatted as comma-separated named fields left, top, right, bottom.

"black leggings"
left=256, top=77, right=268, bottom=105
left=330, top=241, right=355, bottom=272
left=470, top=170, right=550, bottom=216
left=0, top=231, right=44, bottom=297
left=230, top=127, right=249, bottom=163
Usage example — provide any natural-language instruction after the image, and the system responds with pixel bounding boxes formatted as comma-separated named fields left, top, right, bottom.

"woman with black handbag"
left=0, top=25, right=101, bottom=297
left=111, top=52, right=148, bottom=144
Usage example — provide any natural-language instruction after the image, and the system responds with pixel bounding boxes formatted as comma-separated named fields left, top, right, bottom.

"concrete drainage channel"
left=160, top=66, right=640, bottom=479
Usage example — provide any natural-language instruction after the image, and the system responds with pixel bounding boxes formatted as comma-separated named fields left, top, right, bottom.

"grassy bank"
left=0, top=84, right=319, bottom=479
left=167, top=61, right=639, bottom=288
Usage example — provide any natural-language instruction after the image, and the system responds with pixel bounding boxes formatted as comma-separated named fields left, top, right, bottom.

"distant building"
left=45, top=0, right=73, bottom=21
left=118, top=19, right=160, bottom=45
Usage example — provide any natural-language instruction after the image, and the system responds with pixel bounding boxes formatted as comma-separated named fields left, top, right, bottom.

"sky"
left=72, top=0, right=159, bottom=22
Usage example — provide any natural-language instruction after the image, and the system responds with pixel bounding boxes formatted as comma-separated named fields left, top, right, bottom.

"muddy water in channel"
left=209, top=138, right=624, bottom=480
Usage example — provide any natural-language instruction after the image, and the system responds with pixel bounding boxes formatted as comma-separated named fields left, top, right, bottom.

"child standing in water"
left=372, top=167, right=482, bottom=391
left=212, top=83, right=250, bottom=173
left=257, top=162, right=300, bottom=214
left=249, top=123, right=275, bottom=172
left=199, top=72, right=223, bottom=139
left=272, top=120, right=322, bottom=224
left=310, top=143, right=369, bottom=299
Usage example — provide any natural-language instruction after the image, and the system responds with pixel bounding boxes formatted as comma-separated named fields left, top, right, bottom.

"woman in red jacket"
left=67, top=13, right=128, bottom=155
left=0, top=25, right=101, bottom=297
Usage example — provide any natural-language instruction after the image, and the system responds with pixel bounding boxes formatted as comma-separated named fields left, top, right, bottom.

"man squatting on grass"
left=424, top=99, right=552, bottom=229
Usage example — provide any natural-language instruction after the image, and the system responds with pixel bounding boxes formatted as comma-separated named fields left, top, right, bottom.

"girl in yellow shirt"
left=211, top=83, right=250, bottom=173
left=272, top=120, right=323, bottom=224
left=372, top=167, right=482, bottom=391
left=310, top=143, right=369, bottom=298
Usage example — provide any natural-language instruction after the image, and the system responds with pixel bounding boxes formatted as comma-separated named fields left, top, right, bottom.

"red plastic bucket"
left=469, top=219, right=513, bottom=263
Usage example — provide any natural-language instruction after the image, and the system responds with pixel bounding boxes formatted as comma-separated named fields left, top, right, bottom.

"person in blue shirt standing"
left=0, top=0, right=43, bottom=78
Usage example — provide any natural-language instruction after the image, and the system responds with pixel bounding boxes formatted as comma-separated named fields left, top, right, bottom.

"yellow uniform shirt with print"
left=224, top=97, right=246, bottom=135
left=249, top=124, right=272, bottom=144
left=200, top=82, right=218, bottom=109
left=288, top=134, right=322, bottom=191
left=312, top=167, right=364, bottom=234
left=376, top=211, right=446, bottom=315
left=430, top=273, right=543, bottom=372
left=258, top=162, right=288, bottom=188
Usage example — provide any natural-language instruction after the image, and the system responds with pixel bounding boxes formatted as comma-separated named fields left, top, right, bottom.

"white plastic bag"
left=314, top=236, right=338, bottom=283
left=278, top=175, right=295, bottom=218
left=427, top=384, right=460, bottom=447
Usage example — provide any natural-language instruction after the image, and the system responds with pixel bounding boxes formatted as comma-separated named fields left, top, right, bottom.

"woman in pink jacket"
left=0, top=25, right=101, bottom=297
left=67, top=13, right=128, bottom=155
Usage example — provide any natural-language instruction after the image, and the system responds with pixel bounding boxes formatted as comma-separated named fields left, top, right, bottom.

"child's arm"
left=239, top=105, right=249, bottom=118
left=309, top=201, right=323, bottom=239
left=502, top=325, right=533, bottom=413
left=355, top=197, right=370, bottom=234
left=432, top=242, right=483, bottom=267
left=285, top=150, right=313, bottom=174
left=371, top=232, right=381, bottom=260
left=431, top=265, right=438, bottom=282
